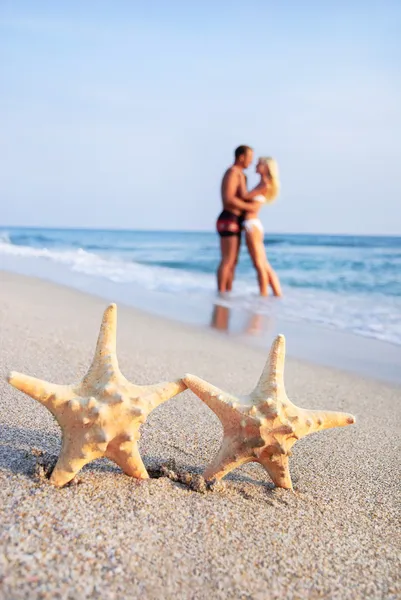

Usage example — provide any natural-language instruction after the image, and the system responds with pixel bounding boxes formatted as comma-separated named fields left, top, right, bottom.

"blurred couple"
left=216, top=145, right=282, bottom=298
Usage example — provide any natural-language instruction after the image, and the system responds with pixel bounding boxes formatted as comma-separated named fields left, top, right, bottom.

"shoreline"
left=0, top=271, right=400, bottom=598
left=1, top=267, right=400, bottom=386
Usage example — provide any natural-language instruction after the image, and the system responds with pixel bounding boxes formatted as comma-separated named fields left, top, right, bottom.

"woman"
left=241, top=157, right=283, bottom=297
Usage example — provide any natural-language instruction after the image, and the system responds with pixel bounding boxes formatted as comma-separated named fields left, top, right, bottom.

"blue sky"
left=1, top=1, right=400, bottom=234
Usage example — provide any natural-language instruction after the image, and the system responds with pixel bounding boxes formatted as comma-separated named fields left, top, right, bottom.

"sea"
left=1, top=227, right=400, bottom=348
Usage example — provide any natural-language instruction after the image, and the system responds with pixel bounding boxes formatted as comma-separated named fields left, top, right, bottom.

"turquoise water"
left=1, top=227, right=400, bottom=345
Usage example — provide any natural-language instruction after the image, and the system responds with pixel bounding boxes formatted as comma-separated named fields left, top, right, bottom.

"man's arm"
left=222, top=169, right=258, bottom=212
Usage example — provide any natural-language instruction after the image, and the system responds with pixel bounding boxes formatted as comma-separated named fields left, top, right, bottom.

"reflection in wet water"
left=210, top=303, right=273, bottom=337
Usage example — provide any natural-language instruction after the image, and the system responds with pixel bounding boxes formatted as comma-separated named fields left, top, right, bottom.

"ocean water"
left=1, top=227, right=400, bottom=346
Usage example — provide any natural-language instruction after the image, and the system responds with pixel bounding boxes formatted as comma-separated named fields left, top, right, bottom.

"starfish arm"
left=183, top=374, right=241, bottom=424
left=297, top=408, right=355, bottom=438
left=94, top=303, right=118, bottom=366
left=135, top=378, right=187, bottom=412
left=106, top=441, right=149, bottom=479
left=251, top=335, right=286, bottom=402
left=7, top=371, right=71, bottom=412
left=258, top=451, right=293, bottom=489
left=50, top=434, right=96, bottom=487
left=82, top=304, right=120, bottom=387
left=203, top=436, right=253, bottom=482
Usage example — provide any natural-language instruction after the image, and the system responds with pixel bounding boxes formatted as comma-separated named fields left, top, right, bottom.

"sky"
left=1, top=0, right=400, bottom=234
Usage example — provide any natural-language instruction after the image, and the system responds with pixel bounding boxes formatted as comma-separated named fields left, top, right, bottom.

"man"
left=216, top=145, right=257, bottom=294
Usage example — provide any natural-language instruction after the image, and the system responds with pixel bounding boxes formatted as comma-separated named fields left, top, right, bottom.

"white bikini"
left=243, top=194, right=265, bottom=234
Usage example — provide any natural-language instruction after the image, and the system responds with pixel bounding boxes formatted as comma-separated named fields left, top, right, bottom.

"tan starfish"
left=7, top=304, right=186, bottom=487
left=184, top=335, right=355, bottom=489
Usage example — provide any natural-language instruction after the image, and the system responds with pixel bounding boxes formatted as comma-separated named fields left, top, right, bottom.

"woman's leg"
left=245, top=227, right=269, bottom=296
left=266, top=260, right=283, bottom=297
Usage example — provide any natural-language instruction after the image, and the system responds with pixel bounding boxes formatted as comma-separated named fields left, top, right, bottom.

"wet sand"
left=0, top=271, right=400, bottom=599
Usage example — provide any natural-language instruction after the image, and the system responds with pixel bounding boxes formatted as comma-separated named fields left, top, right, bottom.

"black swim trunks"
left=216, top=210, right=244, bottom=237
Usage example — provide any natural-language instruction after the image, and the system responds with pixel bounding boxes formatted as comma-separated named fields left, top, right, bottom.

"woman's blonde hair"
left=260, top=157, right=280, bottom=203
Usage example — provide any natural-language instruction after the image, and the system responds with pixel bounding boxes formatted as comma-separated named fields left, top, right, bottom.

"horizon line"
left=1, top=225, right=401, bottom=238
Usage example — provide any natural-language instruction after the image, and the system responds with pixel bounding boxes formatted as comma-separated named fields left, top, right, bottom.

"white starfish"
left=7, top=304, right=186, bottom=487
left=184, top=335, right=355, bottom=489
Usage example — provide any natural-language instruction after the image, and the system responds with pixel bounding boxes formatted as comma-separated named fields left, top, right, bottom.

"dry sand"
left=0, top=271, right=400, bottom=599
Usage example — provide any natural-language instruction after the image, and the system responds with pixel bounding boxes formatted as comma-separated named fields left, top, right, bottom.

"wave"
left=4, top=231, right=65, bottom=247
left=0, top=234, right=221, bottom=294
left=1, top=229, right=400, bottom=345
left=3, top=228, right=401, bottom=250
left=2, top=230, right=401, bottom=293
left=0, top=231, right=11, bottom=244
left=265, top=235, right=401, bottom=249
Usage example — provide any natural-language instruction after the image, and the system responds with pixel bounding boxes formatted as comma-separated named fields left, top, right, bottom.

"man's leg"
left=217, top=236, right=240, bottom=294
left=211, top=304, right=230, bottom=330
left=226, top=234, right=241, bottom=292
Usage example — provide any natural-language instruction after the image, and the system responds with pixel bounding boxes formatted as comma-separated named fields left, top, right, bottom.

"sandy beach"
left=0, top=270, right=400, bottom=599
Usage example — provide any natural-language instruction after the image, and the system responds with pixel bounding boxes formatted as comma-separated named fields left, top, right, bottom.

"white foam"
left=0, top=235, right=222, bottom=294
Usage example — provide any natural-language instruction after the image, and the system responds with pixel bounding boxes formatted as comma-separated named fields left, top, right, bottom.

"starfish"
left=184, top=335, right=355, bottom=489
left=7, top=303, right=186, bottom=487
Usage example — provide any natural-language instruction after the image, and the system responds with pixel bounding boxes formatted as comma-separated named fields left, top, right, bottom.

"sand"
left=0, top=271, right=400, bottom=599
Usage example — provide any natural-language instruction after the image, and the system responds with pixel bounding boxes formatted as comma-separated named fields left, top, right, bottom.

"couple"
left=216, top=145, right=282, bottom=297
